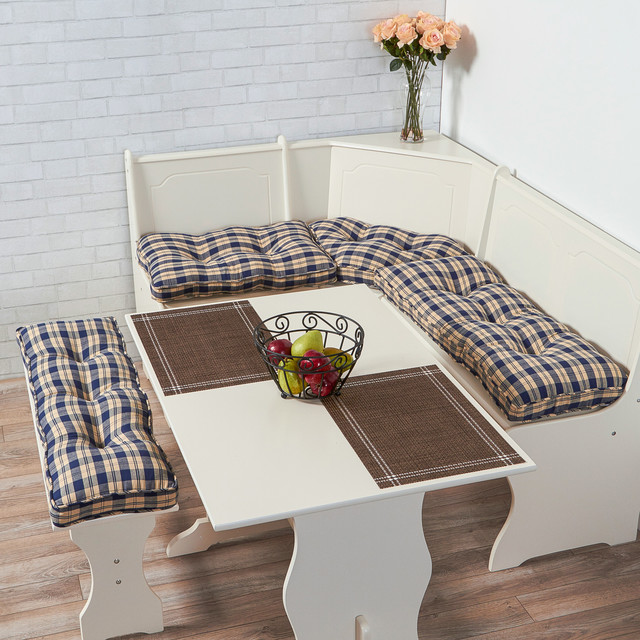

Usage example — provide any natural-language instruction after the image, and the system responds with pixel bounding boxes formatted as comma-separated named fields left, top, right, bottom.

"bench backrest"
left=124, top=140, right=288, bottom=240
left=124, top=134, right=492, bottom=248
left=481, top=173, right=640, bottom=372
left=325, top=143, right=492, bottom=251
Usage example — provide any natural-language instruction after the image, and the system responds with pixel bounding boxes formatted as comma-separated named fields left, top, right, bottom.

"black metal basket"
left=253, top=311, right=364, bottom=399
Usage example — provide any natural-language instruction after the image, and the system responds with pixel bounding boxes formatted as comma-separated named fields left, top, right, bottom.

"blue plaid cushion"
left=16, top=317, right=178, bottom=527
left=375, top=256, right=628, bottom=421
left=309, top=217, right=468, bottom=286
left=137, top=220, right=337, bottom=302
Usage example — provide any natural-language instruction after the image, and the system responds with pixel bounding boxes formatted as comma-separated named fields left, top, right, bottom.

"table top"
left=127, top=284, right=534, bottom=531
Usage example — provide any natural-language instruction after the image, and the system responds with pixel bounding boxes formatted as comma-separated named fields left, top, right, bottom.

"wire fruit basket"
left=253, top=311, right=364, bottom=399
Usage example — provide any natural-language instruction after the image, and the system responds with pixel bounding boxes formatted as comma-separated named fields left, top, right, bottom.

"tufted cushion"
left=16, top=318, right=178, bottom=527
left=309, top=217, right=468, bottom=286
left=375, top=255, right=628, bottom=421
left=137, top=220, right=337, bottom=302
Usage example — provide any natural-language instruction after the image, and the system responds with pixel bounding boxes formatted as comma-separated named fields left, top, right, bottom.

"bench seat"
left=137, top=219, right=337, bottom=302
left=16, top=317, right=178, bottom=527
left=309, top=216, right=468, bottom=285
left=374, top=255, right=628, bottom=422
left=135, top=213, right=628, bottom=423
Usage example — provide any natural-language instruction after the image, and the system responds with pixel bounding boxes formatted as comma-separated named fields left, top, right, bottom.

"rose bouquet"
left=373, top=13, right=461, bottom=142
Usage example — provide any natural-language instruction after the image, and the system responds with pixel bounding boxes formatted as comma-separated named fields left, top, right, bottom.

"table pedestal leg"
left=283, top=493, right=430, bottom=640
left=167, top=516, right=290, bottom=557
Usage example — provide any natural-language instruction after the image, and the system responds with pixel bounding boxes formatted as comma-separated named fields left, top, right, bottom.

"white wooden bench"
left=17, top=317, right=179, bottom=640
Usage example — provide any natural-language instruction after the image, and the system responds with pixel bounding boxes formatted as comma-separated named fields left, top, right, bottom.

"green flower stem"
left=402, top=57, right=429, bottom=142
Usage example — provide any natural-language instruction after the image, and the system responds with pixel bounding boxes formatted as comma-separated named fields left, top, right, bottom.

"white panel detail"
left=150, top=168, right=272, bottom=234
left=562, top=251, right=640, bottom=366
left=126, top=142, right=286, bottom=239
left=327, top=147, right=472, bottom=240
left=484, top=174, right=640, bottom=370
left=336, top=163, right=454, bottom=235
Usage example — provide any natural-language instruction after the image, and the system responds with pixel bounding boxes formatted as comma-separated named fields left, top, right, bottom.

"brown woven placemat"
left=131, top=301, right=270, bottom=395
left=323, top=365, right=525, bottom=488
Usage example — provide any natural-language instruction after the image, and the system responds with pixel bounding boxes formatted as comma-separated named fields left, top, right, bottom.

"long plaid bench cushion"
left=16, top=318, right=178, bottom=527
left=137, top=219, right=337, bottom=302
left=309, top=217, right=468, bottom=286
left=375, top=255, right=628, bottom=422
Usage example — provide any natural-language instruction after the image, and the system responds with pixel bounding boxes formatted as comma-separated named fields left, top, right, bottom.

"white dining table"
left=127, top=284, right=534, bottom=640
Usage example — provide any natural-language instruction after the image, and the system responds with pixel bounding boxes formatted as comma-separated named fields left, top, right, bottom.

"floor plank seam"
left=514, top=594, right=536, bottom=623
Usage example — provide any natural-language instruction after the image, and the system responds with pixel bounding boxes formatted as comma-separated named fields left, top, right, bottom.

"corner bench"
left=124, top=132, right=640, bottom=571
left=16, top=317, right=179, bottom=640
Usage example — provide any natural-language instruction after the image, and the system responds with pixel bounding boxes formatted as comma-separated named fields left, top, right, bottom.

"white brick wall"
left=1, top=0, right=445, bottom=379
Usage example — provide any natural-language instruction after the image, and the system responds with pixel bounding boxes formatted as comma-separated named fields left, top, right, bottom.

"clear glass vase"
left=400, top=75, right=431, bottom=143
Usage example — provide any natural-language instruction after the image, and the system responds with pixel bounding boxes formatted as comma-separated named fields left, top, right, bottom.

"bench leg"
left=489, top=416, right=640, bottom=571
left=70, top=512, right=163, bottom=640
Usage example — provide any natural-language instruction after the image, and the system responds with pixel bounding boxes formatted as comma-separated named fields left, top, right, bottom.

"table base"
left=284, top=492, right=430, bottom=640
left=166, top=516, right=290, bottom=557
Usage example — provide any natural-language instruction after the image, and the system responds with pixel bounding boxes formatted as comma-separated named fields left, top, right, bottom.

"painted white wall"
left=442, top=0, right=640, bottom=251
left=0, top=1, right=445, bottom=379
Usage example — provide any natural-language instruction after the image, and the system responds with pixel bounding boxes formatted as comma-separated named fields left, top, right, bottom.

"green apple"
left=291, top=330, right=324, bottom=358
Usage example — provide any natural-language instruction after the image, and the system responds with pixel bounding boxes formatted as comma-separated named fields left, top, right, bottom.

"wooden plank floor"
left=2, top=369, right=640, bottom=640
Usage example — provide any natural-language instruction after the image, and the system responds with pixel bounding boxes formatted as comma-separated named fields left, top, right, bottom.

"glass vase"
left=400, top=75, right=431, bottom=143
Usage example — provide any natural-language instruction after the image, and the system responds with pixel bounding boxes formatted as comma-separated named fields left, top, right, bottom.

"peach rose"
left=372, top=22, right=383, bottom=43
left=380, top=18, right=397, bottom=40
left=392, top=14, right=412, bottom=27
left=442, top=21, right=462, bottom=49
left=396, top=23, right=418, bottom=47
left=416, top=12, right=444, bottom=34
left=415, top=18, right=428, bottom=35
left=420, top=27, right=445, bottom=53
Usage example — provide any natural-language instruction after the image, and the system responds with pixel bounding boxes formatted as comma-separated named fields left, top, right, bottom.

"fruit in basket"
left=278, top=359, right=303, bottom=395
left=299, top=349, right=339, bottom=397
left=266, top=338, right=292, bottom=364
left=309, top=369, right=340, bottom=397
left=323, top=347, right=353, bottom=371
left=298, top=349, right=331, bottom=374
left=291, top=330, right=324, bottom=358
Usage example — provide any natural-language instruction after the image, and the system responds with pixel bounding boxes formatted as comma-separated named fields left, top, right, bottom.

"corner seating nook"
left=125, top=132, right=640, bottom=571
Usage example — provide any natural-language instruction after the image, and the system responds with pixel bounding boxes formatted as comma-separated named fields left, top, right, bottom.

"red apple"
left=319, top=369, right=340, bottom=397
left=299, top=350, right=340, bottom=397
left=266, top=338, right=292, bottom=365
left=298, top=349, right=330, bottom=373
left=305, top=369, right=340, bottom=397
